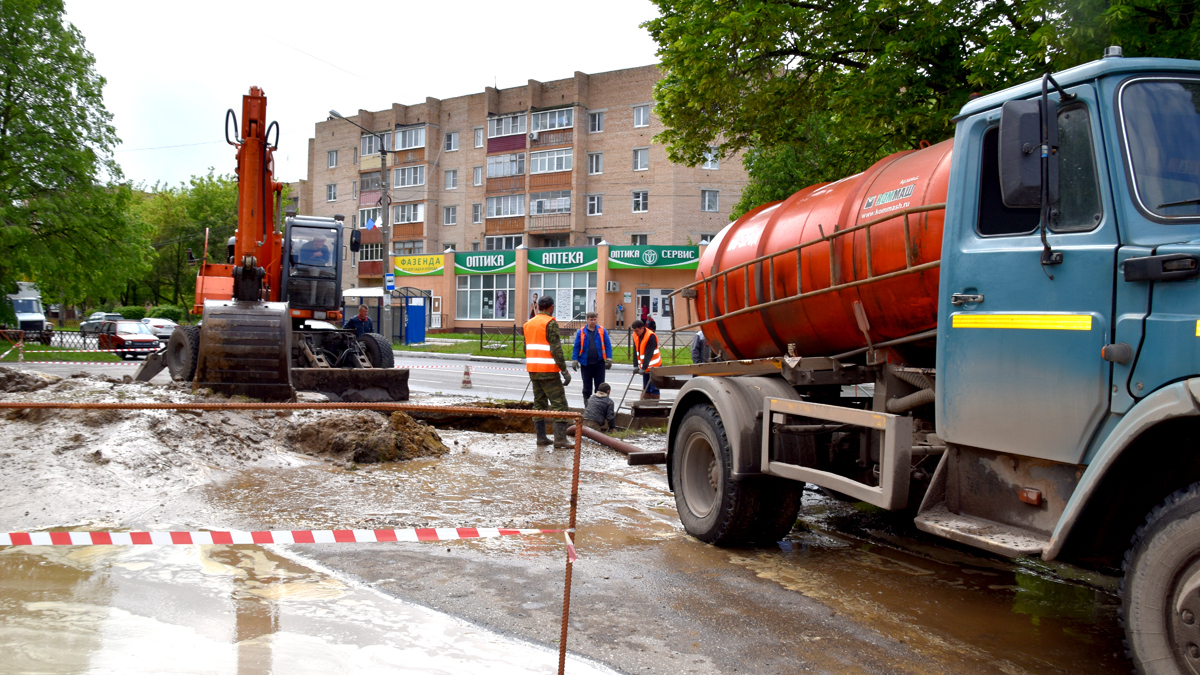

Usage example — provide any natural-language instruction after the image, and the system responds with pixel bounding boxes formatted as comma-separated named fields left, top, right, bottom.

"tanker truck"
left=659, top=49, right=1200, bottom=671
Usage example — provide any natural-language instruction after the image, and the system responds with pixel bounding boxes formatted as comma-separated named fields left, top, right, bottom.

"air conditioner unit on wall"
left=606, top=281, right=619, bottom=293
left=529, top=131, right=539, bottom=141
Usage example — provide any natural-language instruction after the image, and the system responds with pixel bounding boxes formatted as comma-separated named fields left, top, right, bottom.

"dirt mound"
left=0, top=366, right=60, bottom=393
left=407, top=400, right=536, bottom=434
left=288, top=411, right=448, bottom=464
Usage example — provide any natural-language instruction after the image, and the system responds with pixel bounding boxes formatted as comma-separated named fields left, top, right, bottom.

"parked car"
left=141, top=317, right=179, bottom=341
left=96, top=321, right=160, bottom=359
left=80, top=312, right=123, bottom=335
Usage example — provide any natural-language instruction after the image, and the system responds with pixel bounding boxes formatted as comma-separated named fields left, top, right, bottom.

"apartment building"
left=298, top=64, right=747, bottom=333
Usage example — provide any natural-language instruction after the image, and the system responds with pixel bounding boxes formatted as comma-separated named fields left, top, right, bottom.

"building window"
left=359, top=242, right=383, bottom=262
left=326, top=184, right=337, bottom=202
left=485, top=234, right=522, bottom=250
left=394, top=165, right=425, bottom=188
left=531, top=108, right=573, bottom=131
left=487, top=114, right=526, bottom=138
left=445, top=169, right=458, bottom=190
left=473, top=166, right=483, bottom=186
left=588, top=152, right=603, bottom=175
left=394, top=240, right=424, bottom=256
left=361, top=132, right=391, bottom=156
left=529, top=270, right=597, bottom=321
left=632, top=148, right=649, bottom=171
left=393, top=202, right=424, bottom=224
left=360, top=171, right=381, bottom=191
left=531, top=190, right=571, bottom=215
left=328, top=150, right=338, bottom=168
left=487, top=153, right=525, bottom=178
left=586, top=236, right=602, bottom=246
left=352, top=182, right=358, bottom=199
left=456, top=273, right=517, bottom=320
left=395, top=127, right=425, bottom=150
left=632, top=191, right=648, bottom=213
left=633, top=105, right=650, bottom=127
left=444, top=206, right=457, bottom=225
left=471, top=241, right=481, bottom=250
left=631, top=234, right=648, bottom=245
left=530, top=148, right=572, bottom=174
left=474, top=128, right=484, bottom=147
left=445, top=132, right=459, bottom=151
left=701, top=189, right=719, bottom=212
left=444, top=242, right=457, bottom=251
left=352, top=147, right=358, bottom=164
left=587, top=194, right=602, bottom=216
left=588, top=111, right=604, bottom=133
left=698, top=233, right=716, bottom=244
left=472, top=203, right=482, bottom=223
left=486, top=194, right=525, bottom=218
left=359, top=207, right=382, bottom=229
left=542, top=236, right=569, bottom=248
left=703, top=147, right=719, bottom=170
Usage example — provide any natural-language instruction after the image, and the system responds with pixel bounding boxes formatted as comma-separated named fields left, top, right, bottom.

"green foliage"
left=0, top=0, right=151, bottom=321
left=147, top=305, right=185, bottom=323
left=114, top=305, right=146, bottom=321
left=645, top=0, right=1200, bottom=219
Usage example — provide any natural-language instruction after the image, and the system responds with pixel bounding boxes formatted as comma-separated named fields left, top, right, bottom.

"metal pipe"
left=566, top=424, right=667, bottom=466
left=885, top=388, right=935, bottom=413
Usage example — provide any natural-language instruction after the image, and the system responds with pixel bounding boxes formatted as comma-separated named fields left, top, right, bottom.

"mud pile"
left=288, top=411, right=449, bottom=463
left=0, top=366, right=61, bottom=393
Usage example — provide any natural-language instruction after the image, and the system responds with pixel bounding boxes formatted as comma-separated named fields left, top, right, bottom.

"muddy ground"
left=0, top=366, right=1131, bottom=674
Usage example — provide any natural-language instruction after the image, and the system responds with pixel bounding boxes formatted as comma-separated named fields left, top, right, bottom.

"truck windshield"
left=1122, top=79, right=1200, bottom=219
left=10, top=299, right=40, bottom=314
left=290, top=227, right=337, bottom=275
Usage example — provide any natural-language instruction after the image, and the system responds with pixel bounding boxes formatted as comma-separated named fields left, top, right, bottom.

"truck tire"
left=1123, top=482, right=1200, bottom=674
left=357, top=333, right=394, bottom=369
left=673, top=404, right=801, bottom=546
left=166, top=325, right=200, bottom=382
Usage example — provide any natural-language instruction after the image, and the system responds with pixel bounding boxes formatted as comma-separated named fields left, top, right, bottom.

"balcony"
left=530, top=129, right=572, bottom=149
left=487, top=134, right=526, bottom=154
left=486, top=175, right=524, bottom=193
left=360, top=155, right=382, bottom=171
left=359, top=228, right=382, bottom=243
left=485, top=217, right=525, bottom=235
left=358, top=260, right=383, bottom=276
left=526, top=213, right=572, bottom=234
left=395, top=147, right=424, bottom=164
left=529, top=171, right=572, bottom=190
left=393, top=223, right=423, bottom=238
left=359, top=189, right=382, bottom=207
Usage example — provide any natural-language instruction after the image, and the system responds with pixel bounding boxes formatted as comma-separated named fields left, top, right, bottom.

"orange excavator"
left=136, top=87, right=408, bottom=402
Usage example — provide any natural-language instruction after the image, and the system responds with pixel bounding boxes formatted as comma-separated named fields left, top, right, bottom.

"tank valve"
left=1104, top=45, right=1123, bottom=58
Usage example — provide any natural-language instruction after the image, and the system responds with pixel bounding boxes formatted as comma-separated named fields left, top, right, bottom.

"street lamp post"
left=330, top=110, right=392, bottom=338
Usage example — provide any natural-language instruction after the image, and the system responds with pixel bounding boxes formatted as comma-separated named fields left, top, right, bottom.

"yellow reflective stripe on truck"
left=951, top=314, right=1094, bottom=331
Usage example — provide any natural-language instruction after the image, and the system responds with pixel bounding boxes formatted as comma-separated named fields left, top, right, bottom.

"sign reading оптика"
left=455, top=250, right=516, bottom=275
left=608, top=245, right=700, bottom=270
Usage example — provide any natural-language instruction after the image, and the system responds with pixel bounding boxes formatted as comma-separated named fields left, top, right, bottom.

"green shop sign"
left=527, top=247, right=597, bottom=273
left=455, top=250, right=516, bottom=275
left=608, top=245, right=700, bottom=270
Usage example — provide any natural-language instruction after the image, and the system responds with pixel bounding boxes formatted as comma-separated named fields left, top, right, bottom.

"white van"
left=5, top=282, right=52, bottom=344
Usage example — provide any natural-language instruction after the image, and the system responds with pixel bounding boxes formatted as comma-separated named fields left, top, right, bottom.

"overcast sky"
left=65, top=1, right=663, bottom=188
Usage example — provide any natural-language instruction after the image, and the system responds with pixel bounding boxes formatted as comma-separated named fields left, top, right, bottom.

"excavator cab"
left=281, top=216, right=345, bottom=324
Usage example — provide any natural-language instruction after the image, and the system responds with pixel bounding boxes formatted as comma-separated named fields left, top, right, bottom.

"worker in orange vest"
left=524, top=294, right=572, bottom=448
left=631, top=319, right=661, bottom=399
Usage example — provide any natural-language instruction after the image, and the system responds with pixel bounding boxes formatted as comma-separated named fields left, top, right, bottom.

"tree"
left=645, top=0, right=1196, bottom=218
left=0, top=0, right=150, bottom=319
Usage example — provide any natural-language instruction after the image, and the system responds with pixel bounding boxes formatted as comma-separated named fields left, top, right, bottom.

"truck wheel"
left=673, top=404, right=799, bottom=546
left=1123, top=482, right=1200, bottom=674
left=166, top=326, right=200, bottom=382
left=357, top=333, right=394, bottom=369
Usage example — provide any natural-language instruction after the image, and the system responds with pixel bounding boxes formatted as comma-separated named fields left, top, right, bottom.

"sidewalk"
left=392, top=348, right=641, bottom=372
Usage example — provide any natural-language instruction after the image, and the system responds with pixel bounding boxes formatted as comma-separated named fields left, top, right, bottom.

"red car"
left=97, top=321, right=161, bottom=359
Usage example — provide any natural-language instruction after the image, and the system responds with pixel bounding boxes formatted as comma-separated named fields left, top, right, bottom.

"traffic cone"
left=461, top=365, right=473, bottom=389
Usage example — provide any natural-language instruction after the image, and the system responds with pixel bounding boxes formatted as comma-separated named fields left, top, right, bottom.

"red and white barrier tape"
left=1, top=527, right=569, bottom=547
left=22, top=347, right=157, bottom=354
left=0, top=343, right=19, bottom=360
left=18, top=361, right=139, bottom=366
left=402, top=363, right=524, bottom=372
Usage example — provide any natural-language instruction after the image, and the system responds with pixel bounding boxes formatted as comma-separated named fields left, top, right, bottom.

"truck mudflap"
left=290, top=367, right=410, bottom=402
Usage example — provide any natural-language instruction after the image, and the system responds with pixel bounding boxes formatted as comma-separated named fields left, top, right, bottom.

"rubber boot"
left=535, top=420, right=552, bottom=446
left=553, top=421, right=572, bottom=449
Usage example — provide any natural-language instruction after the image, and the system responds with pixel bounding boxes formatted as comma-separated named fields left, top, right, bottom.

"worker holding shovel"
left=523, top=294, right=572, bottom=448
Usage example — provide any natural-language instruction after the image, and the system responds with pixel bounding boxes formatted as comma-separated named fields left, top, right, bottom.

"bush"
left=114, top=305, right=145, bottom=321
left=148, top=305, right=185, bottom=323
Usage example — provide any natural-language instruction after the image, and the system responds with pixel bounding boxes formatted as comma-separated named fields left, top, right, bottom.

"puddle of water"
left=0, top=543, right=615, bottom=675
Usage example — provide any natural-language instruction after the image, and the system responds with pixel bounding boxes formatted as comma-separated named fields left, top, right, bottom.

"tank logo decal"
left=864, top=185, right=915, bottom=210
left=952, top=313, right=1093, bottom=331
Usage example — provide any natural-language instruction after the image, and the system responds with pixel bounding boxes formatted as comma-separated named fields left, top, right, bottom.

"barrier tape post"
left=557, top=414, right=583, bottom=675
left=17, top=340, right=22, bottom=363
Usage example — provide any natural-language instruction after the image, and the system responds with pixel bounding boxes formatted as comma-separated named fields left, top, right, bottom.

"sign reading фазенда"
left=455, top=250, right=516, bottom=275
left=608, top=245, right=700, bottom=270
left=527, top=247, right=598, bottom=273
left=394, top=254, right=445, bottom=277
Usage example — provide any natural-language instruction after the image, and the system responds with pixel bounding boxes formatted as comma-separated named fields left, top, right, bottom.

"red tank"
left=695, top=139, right=953, bottom=360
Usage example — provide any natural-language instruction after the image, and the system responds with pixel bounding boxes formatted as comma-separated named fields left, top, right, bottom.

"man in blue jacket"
left=571, top=311, right=613, bottom=405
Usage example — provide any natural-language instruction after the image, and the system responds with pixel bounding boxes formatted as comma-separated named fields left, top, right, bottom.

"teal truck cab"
left=661, top=49, right=1200, bottom=671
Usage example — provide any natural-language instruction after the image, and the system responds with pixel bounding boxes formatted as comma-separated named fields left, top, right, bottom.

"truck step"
left=913, top=504, right=1048, bottom=558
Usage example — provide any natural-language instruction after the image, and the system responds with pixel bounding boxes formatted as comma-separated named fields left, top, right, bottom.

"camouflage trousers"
left=530, top=374, right=568, bottom=424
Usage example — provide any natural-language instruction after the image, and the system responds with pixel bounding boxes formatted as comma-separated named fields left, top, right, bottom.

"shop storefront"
left=527, top=247, right=598, bottom=322
left=454, top=251, right=517, bottom=321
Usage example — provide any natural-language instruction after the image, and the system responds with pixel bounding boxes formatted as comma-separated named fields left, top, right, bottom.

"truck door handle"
left=950, top=293, right=984, bottom=306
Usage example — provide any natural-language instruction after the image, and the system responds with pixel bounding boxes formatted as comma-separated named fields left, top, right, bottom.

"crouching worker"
left=583, top=382, right=616, bottom=432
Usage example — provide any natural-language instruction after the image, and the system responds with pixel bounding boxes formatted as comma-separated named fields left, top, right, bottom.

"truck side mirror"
left=998, top=98, right=1058, bottom=208
left=349, top=229, right=361, bottom=253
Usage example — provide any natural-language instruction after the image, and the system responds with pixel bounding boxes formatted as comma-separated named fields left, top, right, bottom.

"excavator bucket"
left=194, top=300, right=294, bottom=401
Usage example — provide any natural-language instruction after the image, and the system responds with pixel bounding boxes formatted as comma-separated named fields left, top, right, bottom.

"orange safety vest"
left=634, top=329, right=662, bottom=369
left=524, top=313, right=560, bottom=373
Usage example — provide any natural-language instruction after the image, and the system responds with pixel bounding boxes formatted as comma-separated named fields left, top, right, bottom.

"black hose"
left=886, top=388, right=934, bottom=413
